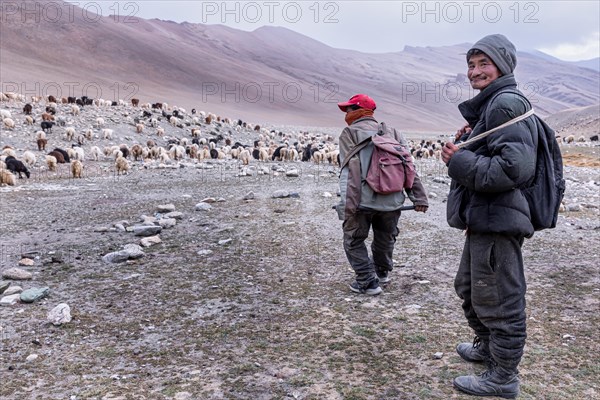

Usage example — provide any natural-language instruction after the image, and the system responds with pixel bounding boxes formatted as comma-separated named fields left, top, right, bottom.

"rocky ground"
left=0, top=101, right=599, bottom=399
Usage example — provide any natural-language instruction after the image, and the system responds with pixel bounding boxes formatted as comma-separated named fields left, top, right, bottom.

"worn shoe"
left=453, top=367, right=520, bottom=399
left=456, top=336, right=490, bottom=362
left=349, top=280, right=382, bottom=295
left=376, top=270, right=391, bottom=284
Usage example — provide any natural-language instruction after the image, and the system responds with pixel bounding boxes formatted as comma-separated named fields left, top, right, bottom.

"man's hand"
left=455, top=124, right=472, bottom=142
left=414, top=205, right=428, bottom=213
left=442, top=142, right=459, bottom=165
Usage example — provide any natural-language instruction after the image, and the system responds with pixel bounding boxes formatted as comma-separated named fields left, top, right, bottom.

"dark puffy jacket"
left=446, top=74, right=537, bottom=236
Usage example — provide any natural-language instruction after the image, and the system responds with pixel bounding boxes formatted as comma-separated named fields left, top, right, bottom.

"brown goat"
left=37, top=138, right=48, bottom=151
left=47, top=150, right=65, bottom=163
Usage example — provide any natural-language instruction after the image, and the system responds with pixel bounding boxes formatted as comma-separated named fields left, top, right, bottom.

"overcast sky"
left=112, top=0, right=600, bottom=61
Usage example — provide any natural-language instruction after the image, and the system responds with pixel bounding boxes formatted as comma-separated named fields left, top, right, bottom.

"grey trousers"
left=342, top=209, right=401, bottom=286
left=454, top=232, right=527, bottom=372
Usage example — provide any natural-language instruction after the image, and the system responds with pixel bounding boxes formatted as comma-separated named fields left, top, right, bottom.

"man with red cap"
left=336, top=94, right=428, bottom=295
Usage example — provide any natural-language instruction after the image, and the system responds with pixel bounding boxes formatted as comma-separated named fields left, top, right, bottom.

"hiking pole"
left=332, top=205, right=416, bottom=211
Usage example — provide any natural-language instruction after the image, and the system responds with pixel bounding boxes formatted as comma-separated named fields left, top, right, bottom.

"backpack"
left=365, top=123, right=415, bottom=195
left=465, top=90, right=565, bottom=231
left=522, top=115, right=565, bottom=230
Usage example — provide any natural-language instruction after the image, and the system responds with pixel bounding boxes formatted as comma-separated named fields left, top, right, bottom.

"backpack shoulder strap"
left=456, top=91, right=535, bottom=149
left=339, top=124, right=384, bottom=169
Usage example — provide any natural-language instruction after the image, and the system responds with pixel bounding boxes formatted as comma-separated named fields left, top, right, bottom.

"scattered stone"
left=217, top=198, right=226, bottom=202
left=157, top=203, right=176, bottom=213
left=566, top=204, right=581, bottom=212
left=102, top=244, right=144, bottom=263
left=0, top=281, right=10, bottom=295
left=164, top=211, right=183, bottom=220
left=218, top=239, right=232, bottom=246
left=286, top=169, right=299, bottom=177
left=322, top=192, right=332, bottom=198
left=102, top=251, right=128, bottom=264
left=133, top=225, right=162, bottom=237
left=563, top=334, right=576, bottom=340
left=197, top=249, right=213, bottom=256
left=201, top=197, right=216, bottom=203
left=3, top=286, right=22, bottom=296
left=18, top=258, right=35, bottom=267
left=272, top=190, right=290, bottom=198
left=20, top=287, right=50, bottom=303
left=0, top=294, right=21, bottom=306
left=290, top=192, right=300, bottom=198
left=123, top=244, right=144, bottom=259
left=433, top=177, right=450, bottom=184
left=48, top=303, right=72, bottom=326
left=140, top=235, right=162, bottom=248
left=140, top=215, right=157, bottom=225
left=26, top=354, right=39, bottom=362
left=94, top=226, right=111, bottom=232
left=115, top=223, right=126, bottom=232
left=2, top=267, right=33, bottom=280
left=195, top=203, right=212, bottom=211
left=157, top=218, right=177, bottom=229
left=433, top=352, right=444, bottom=359
left=428, top=192, right=438, bottom=199
left=243, top=191, right=255, bottom=200
left=417, top=280, right=430, bottom=284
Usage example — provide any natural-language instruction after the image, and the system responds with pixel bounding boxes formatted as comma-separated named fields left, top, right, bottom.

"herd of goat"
left=0, top=92, right=595, bottom=186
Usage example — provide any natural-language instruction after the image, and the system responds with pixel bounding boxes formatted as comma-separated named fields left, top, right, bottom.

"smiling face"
left=467, top=53, right=502, bottom=91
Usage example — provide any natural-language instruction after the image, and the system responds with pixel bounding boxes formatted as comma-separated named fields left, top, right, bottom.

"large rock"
left=122, top=244, right=144, bottom=259
left=286, top=169, right=299, bottom=177
left=102, top=244, right=144, bottom=263
left=102, top=251, right=130, bottom=264
left=140, top=235, right=162, bottom=248
left=195, top=203, right=212, bottom=211
left=20, top=287, right=50, bottom=303
left=133, top=225, right=162, bottom=237
left=272, top=190, right=290, bottom=198
left=18, top=258, right=35, bottom=266
left=158, top=218, right=177, bottom=229
left=164, top=211, right=183, bottom=220
left=3, top=286, right=22, bottom=296
left=157, top=203, right=176, bottom=213
left=0, top=281, right=10, bottom=295
left=47, top=303, right=72, bottom=326
left=0, top=294, right=21, bottom=306
left=1, top=267, right=33, bottom=280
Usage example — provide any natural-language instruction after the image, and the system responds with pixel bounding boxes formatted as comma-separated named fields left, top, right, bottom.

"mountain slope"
left=1, top=0, right=598, bottom=130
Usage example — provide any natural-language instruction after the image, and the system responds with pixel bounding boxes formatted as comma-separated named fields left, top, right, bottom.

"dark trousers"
left=454, top=232, right=527, bottom=372
left=342, top=209, right=401, bottom=286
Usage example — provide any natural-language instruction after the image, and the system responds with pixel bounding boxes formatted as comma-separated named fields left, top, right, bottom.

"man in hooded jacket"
left=442, top=34, right=538, bottom=398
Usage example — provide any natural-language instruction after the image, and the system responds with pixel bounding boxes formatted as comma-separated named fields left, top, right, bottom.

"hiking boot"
left=376, top=270, right=391, bottom=284
left=456, top=336, right=490, bottom=362
left=349, top=280, right=382, bottom=296
left=453, top=366, right=520, bottom=399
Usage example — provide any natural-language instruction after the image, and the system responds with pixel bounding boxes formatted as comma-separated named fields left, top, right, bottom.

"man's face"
left=467, top=53, right=501, bottom=91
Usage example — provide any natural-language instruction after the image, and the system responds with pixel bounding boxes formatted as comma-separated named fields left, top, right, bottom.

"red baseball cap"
left=338, top=94, right=376, bottom=112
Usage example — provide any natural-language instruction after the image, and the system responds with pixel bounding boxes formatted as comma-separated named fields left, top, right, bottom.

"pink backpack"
left=365, top=125, right=415, bottom=195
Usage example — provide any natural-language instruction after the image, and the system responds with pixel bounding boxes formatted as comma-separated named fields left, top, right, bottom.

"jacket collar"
left=350, top=116, right=378, bottom=125
left=458, top=74, right=517, bottom=126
